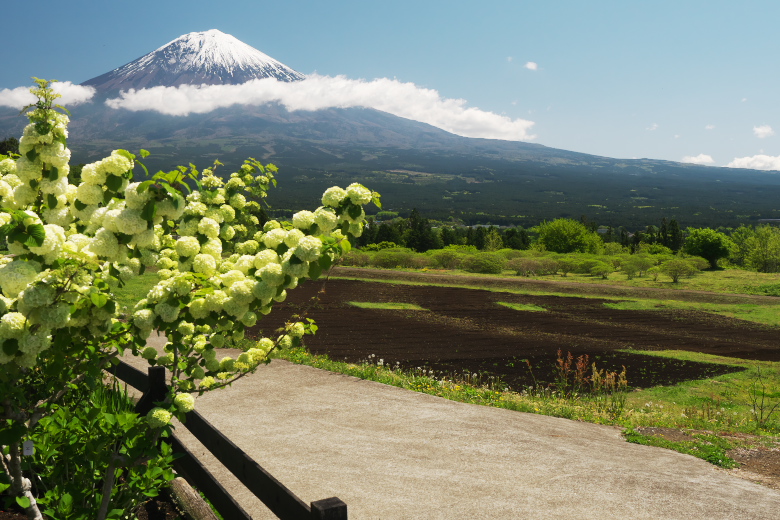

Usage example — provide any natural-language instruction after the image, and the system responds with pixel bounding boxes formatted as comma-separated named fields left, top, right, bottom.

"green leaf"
left=0, top=421, right=25, bottom=444
left=347, top=204, right=363, bottom=220
left=115, top=149, right=135, bottom=162
left=25, top=149, right=38, bottom=161
left=372, top=192, right=382, bottom=209
left=47, top=193, right=58, bottom=209
left=140, top=149, right=150, bottom=158
left=137, top=180, right=154, bottom=193
left=308, top=261, right=322, bottom=280
left=141, top=200, right=156, bottom=222
left=319, top=254, right=333, bottom=270
left=103, top=190, right=113, bottom=205
left=49, top=165, right=59, bottom=180
left=90, top=293, right=108, bottom=308
left=25, top=224, right=46, bottom=247
left=15, top=496, right=31, bottom=509
left=74, top=199, right=87, bottom=211
left=0, top=482, right=9, bottom=493
left=106, top=174, right=124, bottom=192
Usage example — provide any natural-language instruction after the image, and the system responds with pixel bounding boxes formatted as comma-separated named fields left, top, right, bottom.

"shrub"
left=342, top=251, right=371, bottom=267
left=660, top=258, right=700, bottom=283
left=429, top=249, right=463, bottom=269
left=370, top=249, right=416, bottom=269
left=508, top=257, right=542, bottom=276
left=589, top=261, right=613, bottom=279
left=461, top=252, right=507, bottom=274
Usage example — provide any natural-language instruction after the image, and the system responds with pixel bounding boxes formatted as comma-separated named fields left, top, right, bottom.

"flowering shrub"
left=0, top=79, right=379, bottom=519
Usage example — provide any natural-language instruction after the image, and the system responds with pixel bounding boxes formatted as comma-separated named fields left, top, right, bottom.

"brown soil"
left=252, top=269, right=780, bottom=390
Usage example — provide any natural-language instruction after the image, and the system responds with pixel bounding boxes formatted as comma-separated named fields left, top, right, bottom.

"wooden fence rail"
left=107, top=360, right=348, bottom=520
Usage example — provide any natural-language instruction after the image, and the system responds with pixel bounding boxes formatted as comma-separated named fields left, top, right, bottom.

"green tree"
left=660, top=258, right=700, bottom=283
left=483, top=228, right=503, bottom=251
left=683, top=228, right=732, bottom=268
left=0, top=136, right=19, bottom=155
left=744, top=224, right=780, bottom=272
left=535, top=218, right=602, bottom=254
left=403, top=208, right=439, bottom=252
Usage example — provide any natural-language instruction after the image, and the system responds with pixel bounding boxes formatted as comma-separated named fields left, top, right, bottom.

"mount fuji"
left=1, top=30, right=780, bottom=228
left=82, top=29, right=305, bottom=95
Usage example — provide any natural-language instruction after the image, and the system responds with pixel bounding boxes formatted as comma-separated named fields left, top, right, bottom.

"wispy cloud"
left=726, top=154, right=780, bottom=170
left=753, top=124, right=774, bottom=138
left=646, top=123, right=659, bottom=131
left=524, top=61, right=538, bottom=71
left=681, top=153, right=714, bottom=165
left=705, top=124, right=715, bottom=130
left=106, top=75, right=537, bottom=141
left=506, top=56, right=513, bottom=62
left=0, top=82, right=95, bottom=108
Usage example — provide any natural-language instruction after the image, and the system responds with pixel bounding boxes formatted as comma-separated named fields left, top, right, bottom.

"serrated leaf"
left=140, top=149, right=150, bottom=158
left=308, top=261, right=322, bottom=280
left=25, top=224, right=45, bottom=247
left=90, top=293, right=108, bottom=308
left=115, top=149, right=135, bottom=162
left=319, top=255, right=333, bottom=270
left=106, top=174, right=123, bottom=192
left=1, top=338, right=19, bottom=356
left=137, top=180, right=154, bottom=193
left=347, top=204, right=363, bottom=220
left=141, top=201, right=156, bottom=222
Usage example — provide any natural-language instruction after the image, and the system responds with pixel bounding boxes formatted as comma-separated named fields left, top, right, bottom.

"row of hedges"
left=340, top=247, right=707, bottom=281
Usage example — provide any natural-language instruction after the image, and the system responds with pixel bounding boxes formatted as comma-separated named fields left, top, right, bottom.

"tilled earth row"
left=249, top=272, right=780, bottom=389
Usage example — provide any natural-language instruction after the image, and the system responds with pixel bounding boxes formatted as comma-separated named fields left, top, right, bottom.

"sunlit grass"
left=496, top=301, right=546, bottom=312
left=348, top=301, right=426, bottom=310
left=603, top=300, right=780, bottom=327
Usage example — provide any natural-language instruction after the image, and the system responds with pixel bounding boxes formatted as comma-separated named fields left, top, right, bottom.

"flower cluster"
left=0, top=80, right=378, bottom=424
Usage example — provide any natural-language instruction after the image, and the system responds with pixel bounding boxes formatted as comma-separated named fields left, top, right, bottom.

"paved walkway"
left=129, top=336, right=780, bottom=519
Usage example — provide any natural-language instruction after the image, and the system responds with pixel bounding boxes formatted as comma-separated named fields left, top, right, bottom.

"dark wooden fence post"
left=310, top=497, right=347, bottom=520
left=134, top=365, right=168, bottom=415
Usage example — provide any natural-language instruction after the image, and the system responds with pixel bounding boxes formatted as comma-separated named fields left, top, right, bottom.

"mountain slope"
left=81, top=29, right=304, bottom=95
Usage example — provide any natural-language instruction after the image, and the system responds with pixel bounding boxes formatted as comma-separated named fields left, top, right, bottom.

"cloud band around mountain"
left=104, top=75, right=536, bottom=141
left=0, top=82, right=95, bottom=108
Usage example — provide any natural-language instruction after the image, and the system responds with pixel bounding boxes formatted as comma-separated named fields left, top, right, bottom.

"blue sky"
left=4, top=0, right=780, bottom=168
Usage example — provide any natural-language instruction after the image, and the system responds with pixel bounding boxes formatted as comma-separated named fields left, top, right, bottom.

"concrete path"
left=147, top=354, right=780, bottom=520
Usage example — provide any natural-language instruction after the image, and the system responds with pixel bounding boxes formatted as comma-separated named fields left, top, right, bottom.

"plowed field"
left=249, top=269, right=780, bottom=390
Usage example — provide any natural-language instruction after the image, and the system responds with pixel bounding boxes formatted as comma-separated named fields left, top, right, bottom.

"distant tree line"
left=354, top=209, right=780, bottom=273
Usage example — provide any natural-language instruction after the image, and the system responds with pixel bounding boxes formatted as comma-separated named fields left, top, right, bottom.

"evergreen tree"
left=668, top=219, right=682, bottom=251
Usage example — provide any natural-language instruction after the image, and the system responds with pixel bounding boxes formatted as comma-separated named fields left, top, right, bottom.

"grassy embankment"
left=118, top=266, right=780, bottom=467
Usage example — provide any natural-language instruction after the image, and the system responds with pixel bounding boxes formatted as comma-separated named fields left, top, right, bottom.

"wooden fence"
left=108, top=360, right=348, bottom=520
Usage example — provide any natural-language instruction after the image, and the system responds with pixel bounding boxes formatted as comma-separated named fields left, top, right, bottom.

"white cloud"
left=753, top=124, right=774, bottom=138
left=106, top=75, right=537, bottom=141
left=726, top=154, right=780, bottom=170
left=646, top=123, right=659, bottom=131
left=524, top=61, right=538, bottom=71
left=506, top=56, right=513, bottom=62
left=0, top=82, right=95, bottom=108
left=705, top=124, right=715, bottom=130
left=681, top=153, right=714, bottom=165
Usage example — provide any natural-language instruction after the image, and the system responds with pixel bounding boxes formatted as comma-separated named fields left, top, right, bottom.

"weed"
left=623, top=428, right=738, bottom=468
left=748, top=366, right=780, bottom=429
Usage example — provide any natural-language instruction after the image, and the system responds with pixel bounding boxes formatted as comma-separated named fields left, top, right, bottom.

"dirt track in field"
left=249, top=268, right=780, bottom=390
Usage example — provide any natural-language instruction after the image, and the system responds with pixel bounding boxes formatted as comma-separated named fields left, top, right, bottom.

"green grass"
left=603, top=300, right=780, bottom=327
left=622, top=428, right=738, bottom=468
left=348, top=301, right=426, bottom=310
left=115, top=271, right=159, bottom=314
left=496, top=301, right=547, bottom=312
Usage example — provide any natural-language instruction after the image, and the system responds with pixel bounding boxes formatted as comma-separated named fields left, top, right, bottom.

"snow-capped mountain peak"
left=81, top=29, right=305, bottom=94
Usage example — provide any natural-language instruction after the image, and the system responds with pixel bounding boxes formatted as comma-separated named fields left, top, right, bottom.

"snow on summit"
left=81, top=29, right=305, bottom=94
